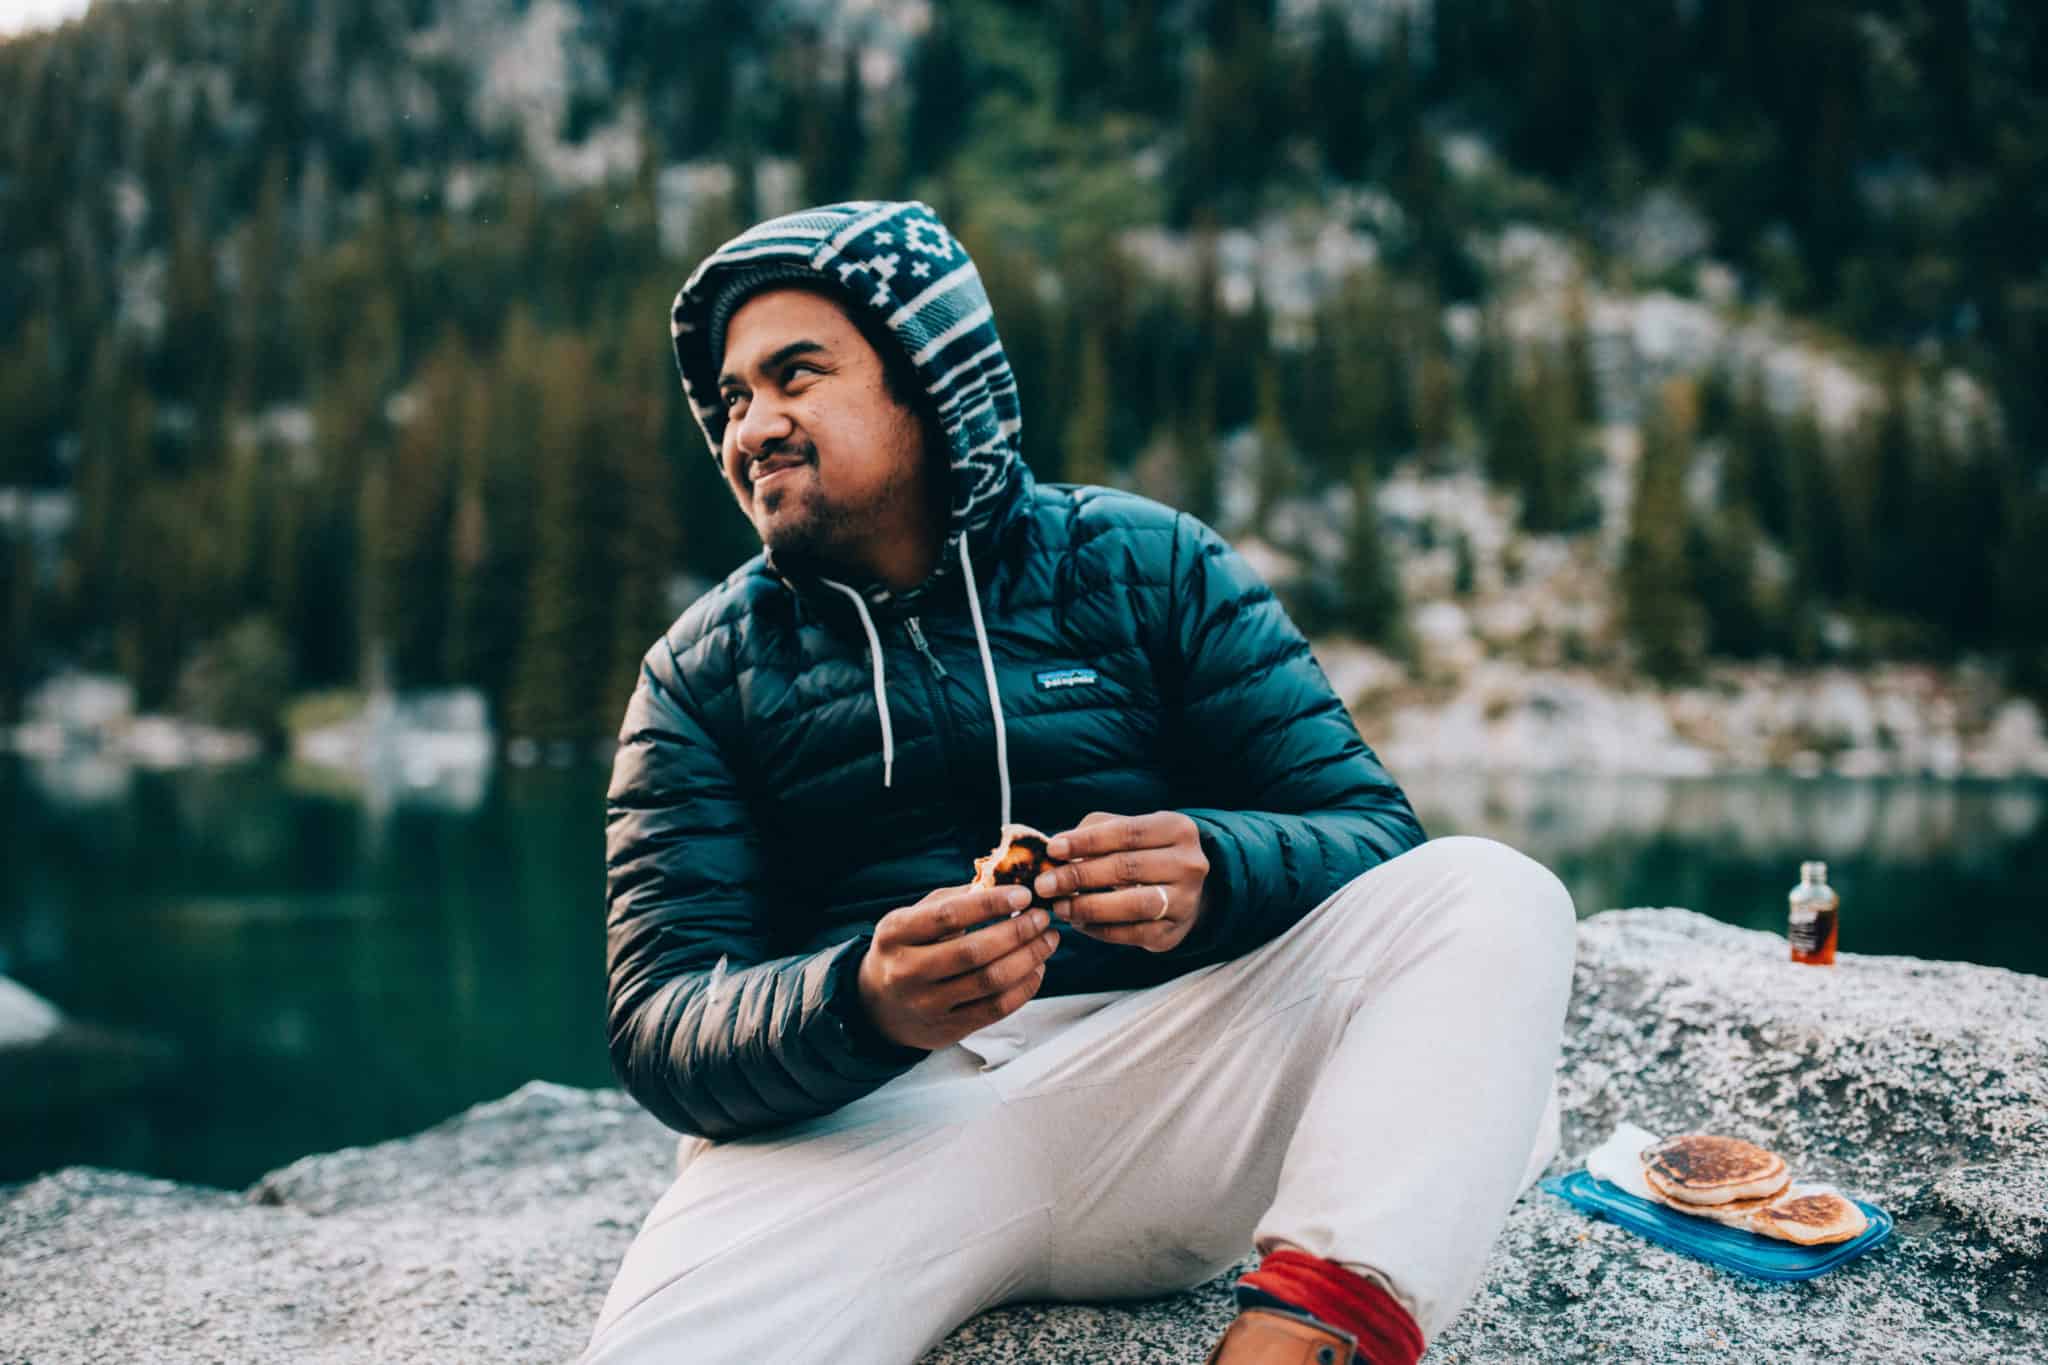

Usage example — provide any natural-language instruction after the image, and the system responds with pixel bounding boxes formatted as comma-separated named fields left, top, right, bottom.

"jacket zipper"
left=902, top=616, right=980, bottom=863
left=904, top=616, right=949, bottom=679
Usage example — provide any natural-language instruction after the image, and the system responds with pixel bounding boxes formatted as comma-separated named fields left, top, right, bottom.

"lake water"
left=3, top=755, right=2042, bottom=1190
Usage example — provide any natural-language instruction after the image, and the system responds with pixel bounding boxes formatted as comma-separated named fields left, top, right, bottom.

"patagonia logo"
left=1035, top=668, right=1100, bottom=691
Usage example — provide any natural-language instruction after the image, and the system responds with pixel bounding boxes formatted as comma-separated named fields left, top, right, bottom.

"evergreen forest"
left=2, top=0, right=2044, bottom=742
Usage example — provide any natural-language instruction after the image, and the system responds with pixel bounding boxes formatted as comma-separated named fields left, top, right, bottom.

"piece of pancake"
left=1649, top=1189, right=1782, bottom=1227
left=1640, top=1135, right=1791, bottom=1206
left=973, top=823, right=1059, bottom=909
left=1746, top=1192, right=1869, bottom=1246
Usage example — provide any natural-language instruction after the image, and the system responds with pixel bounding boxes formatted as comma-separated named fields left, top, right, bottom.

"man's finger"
left=945, top=962, right=1047, bottom=1030
left=928, top=926, right=1060, bottom=1011
left=882, top=884, right=1030, bottom=947
left=906, top=906, right=1051, bottom=983
left=1034, top=846, right=1180, bottom=900
left=1064, top=884, right=1175, bottom=927
left=1070, top=917, right=1178, bottom=952
left=1045, top=811, right=1184, bottom=861
left=1045, top=812, right=1151, bottom=860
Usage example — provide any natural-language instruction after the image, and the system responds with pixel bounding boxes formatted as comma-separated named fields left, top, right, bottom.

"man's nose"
left=733, top=394, right=797, bottom=464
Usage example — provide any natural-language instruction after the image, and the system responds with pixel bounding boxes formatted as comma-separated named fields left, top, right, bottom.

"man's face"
left=716, top=288, right=932, bottom=574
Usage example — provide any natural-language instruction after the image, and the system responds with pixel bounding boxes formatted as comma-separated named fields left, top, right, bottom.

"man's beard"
left=753, top=454, right=914, bottom=579
left=758, top=486, right=848, bottom=564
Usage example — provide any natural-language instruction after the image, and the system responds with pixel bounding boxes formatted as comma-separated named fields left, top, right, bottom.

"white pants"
left=583, top=836, right=1576, bottom=1364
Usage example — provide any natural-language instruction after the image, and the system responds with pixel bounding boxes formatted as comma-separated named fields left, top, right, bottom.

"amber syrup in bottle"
left=1788, top=861, right=1839, bottom=965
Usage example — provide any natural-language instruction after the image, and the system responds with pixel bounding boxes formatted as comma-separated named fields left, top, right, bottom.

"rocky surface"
left=3, top=909, right=2042, bottom=1363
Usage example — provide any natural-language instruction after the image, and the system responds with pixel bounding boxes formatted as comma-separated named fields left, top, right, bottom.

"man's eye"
left=722, top=391, right=747, bottom=412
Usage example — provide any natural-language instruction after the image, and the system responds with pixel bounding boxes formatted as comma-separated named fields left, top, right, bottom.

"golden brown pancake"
left=1649, top=1189, right=1781, bottom=1227
left=1747, top=1193, right=1869, bottom=1246
left=973, top=823, right=1060, bottom=909
left=1640, top=1135, right=1791, bottom=1206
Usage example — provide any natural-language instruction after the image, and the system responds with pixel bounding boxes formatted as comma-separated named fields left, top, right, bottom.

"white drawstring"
left=819, top=538, right=1011, bottom=822
left=958, top=536, right=1013, bottom=829
left=820, top=578, right=894, bottom=789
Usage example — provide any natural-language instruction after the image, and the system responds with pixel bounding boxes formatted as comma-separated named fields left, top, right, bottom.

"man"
left=587, top=200, right=1575, bottom=1365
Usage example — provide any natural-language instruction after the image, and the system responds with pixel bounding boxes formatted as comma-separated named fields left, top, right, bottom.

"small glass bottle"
left=1788, top=861, right=1839, bottom=966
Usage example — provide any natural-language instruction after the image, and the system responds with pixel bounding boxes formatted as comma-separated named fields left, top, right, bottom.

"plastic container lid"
left=1540, top=1170, right=1892, bottom=1282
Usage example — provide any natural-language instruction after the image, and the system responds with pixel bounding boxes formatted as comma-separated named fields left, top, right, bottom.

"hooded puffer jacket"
left=607, top=201, right=1425, bottom=1141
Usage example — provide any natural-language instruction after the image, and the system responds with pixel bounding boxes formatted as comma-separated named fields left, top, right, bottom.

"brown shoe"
left=1202, top=1305, right=1358, bottom=1365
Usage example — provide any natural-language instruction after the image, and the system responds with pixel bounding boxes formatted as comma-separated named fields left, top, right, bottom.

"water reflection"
left=0, top=757, right=612, bottom=1189
left=1409, top=772, right=2047, bottom=978
left=1412, top=772, right=2044, bottom=864
left=0, top=757, right=2041, bottom=1189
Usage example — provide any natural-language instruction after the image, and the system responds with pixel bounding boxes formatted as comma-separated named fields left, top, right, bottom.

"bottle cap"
left=1801, top=861, right=1828, bottom=882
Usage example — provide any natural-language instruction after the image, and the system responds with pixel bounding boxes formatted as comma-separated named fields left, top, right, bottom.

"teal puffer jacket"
left=606, top=202, right=1424, bottom=1141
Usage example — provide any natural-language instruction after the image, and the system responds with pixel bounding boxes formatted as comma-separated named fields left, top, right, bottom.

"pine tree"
left=1313, top=274, right=1414, bottom=479
left=905, top=5, right=975, bottom=181
left=297, top=344, right=386, bottom=689
left=604, top=294, right=684, bottom=738
left=796, top=45, right=867, bottom=206
left=1564, top=286, right=1599, bottom=424
left=0, top=314, right=61, bottom=484
left=1174, top=225, right=1224, bottom=524
left=1113, top=0, right=1177, bottom=119
left=506, top=335, right=624, bottom=742
left=447, top=313, right=542, bottom=711
left=371, top=330, right=467, bottom=688
left=1848, top=364, right=1919, bottom=617
left=958, top=217, right=1055, bottom=479
left=1056, top=0, right=1112, bottom=118
left=859, top=88, right=909, bottom=201
left=1484, top=345, right=1594, bottom=535
left=233, top=153, right=299, bottom=406
left=157, top=189, right=231, bottom=460
left=1341, top=458, right=1405, bottom=650
left=1996, top=484, right=2048, bottom=695
left=1062, top=323, right=1114, bottom=489
left=0, top=534, right=33, bottom=722
left=67, top=337, right=152, bottom=657
left=1687, top=503, right=1775, bottom=659
left=1622, top=380, right=1707, bottom=680
left=1308, top=4, right=1372, bottom=181
left=1251, top=355, right=1296, bottom=533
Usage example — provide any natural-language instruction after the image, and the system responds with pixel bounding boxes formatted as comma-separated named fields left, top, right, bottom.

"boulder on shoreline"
left=3, top=909, right=2042, bottom=1362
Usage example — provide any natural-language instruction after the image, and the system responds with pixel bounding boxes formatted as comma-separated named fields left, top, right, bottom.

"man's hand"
left=1033, top=811, right=1210, bottom=952
left=857, top=883, right=1062, bottom=1051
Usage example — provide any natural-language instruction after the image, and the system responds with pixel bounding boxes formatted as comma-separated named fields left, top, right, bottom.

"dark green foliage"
left=1, top=0, right=2045, bottom=737
left=1623, top=382, right=1708, bottom=681
left=1481, top=343, right=1600, bottom=537
left=1062, top=324, right=1114, bottom=489
left=904, top=4, right=977, bottom=182
left=1340, top=458, right=1405, bottom=650
left=1452, top=532, right=1476, bottom=599
left=175, top=614, right=294, bottom=745
left=1307, top=275, right=1417, bottom=476
left=0, top=535, right=31, bottom=722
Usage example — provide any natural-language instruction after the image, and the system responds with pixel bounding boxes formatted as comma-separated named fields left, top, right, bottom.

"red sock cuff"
left=1238, top=1248, right=1424, bottom=1365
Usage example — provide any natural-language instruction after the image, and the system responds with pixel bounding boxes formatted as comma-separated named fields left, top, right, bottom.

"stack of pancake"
left=1639, top=1135, right=1869, bottom=1246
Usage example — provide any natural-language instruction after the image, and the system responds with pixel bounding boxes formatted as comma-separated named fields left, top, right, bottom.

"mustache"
left=745, top=441, right=816, bottom=482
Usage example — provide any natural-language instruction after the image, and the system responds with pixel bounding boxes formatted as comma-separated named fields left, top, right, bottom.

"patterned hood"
left=669, top=200, right=1027, bottom=606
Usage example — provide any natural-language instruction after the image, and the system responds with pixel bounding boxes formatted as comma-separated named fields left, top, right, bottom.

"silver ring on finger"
left=1152, top=884, right=1170, bottom=920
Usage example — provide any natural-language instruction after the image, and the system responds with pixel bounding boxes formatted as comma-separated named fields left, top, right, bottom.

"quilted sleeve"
left=1162, top=513, right=1426, bottom=962
left=604, top=635, right=927, bottom=1140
